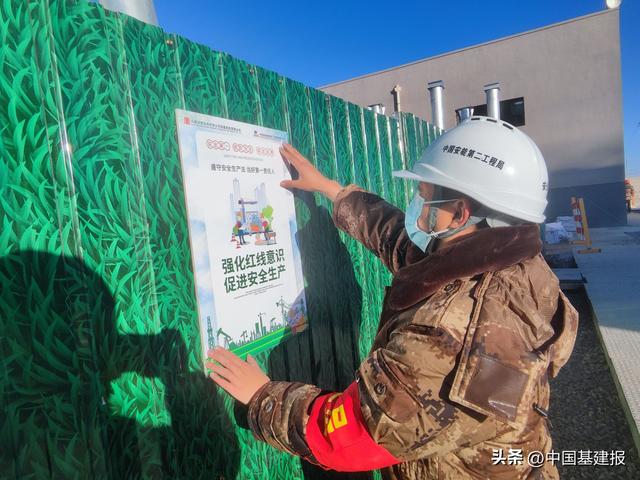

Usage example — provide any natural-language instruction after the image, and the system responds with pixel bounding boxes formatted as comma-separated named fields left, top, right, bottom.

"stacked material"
left=556, top=216, right=577, bottom=242
left=544, top=221, right=572, bottom=244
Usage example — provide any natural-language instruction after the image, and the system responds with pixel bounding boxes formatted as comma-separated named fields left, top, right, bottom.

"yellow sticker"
left=326, top=404, right=348, bottom=434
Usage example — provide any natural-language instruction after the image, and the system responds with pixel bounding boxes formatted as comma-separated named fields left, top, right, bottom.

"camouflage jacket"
left=247, top=185, right=579, bottom=479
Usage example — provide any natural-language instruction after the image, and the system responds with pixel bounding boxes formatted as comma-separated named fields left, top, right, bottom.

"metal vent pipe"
left=99, top=0, right=159, bottom=25
left=390, top=85, right=402, bottom=113
left=367, top=104, right=385, bottom=115
left=427, top=81, right=445, bottom=130
left=455, top=107, right=474, bottom=124
left=484, top=82, right=501, bottom=119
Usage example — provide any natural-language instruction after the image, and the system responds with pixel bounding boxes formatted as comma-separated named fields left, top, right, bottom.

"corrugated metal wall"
left=0, top=1, right=440, bottom=478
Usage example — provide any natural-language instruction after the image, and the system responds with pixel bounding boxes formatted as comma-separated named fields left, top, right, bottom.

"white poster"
left=175, top=109, right=307, bottom=361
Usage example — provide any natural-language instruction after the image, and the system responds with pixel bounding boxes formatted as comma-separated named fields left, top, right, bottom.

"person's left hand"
left=206, top=347, right=270, bottom=404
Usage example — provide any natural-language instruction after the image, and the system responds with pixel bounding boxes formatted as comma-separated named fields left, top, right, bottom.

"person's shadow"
left=0, top=250, right=239, bottom=480
left=261, top=191, right=374, bottom=480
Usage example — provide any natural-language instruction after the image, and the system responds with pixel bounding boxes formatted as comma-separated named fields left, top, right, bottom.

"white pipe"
left=427, top=80, right=445, bottom=130
left=367, top=104, right=385, bottom=115
left=484, top=82, right=501, bottom=119
left=455, top=107, right=474, bottom=124
left=99, top=0, right=159, bottom=25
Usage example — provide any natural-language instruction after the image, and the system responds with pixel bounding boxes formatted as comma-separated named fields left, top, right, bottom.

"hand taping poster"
left=175, top=109, right=307, bottom=361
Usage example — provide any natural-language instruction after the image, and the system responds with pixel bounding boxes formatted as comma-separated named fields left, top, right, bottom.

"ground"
left=550, top=289, right=640, bottom=479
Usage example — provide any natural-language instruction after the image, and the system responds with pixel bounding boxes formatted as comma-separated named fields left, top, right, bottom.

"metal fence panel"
left=0, top=1, right=439, bottom=478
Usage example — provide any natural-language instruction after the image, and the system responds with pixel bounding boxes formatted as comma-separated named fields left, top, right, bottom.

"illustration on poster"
left=175, top=109, right=308, bottom=361
left=229, top=179, right=277, bottom=248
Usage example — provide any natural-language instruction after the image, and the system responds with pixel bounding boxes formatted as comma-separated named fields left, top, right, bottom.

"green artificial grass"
left=0, top=1, right=437, bottom=478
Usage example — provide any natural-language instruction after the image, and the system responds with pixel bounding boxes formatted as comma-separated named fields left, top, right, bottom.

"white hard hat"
left=393, top=116, right=548, bottom=223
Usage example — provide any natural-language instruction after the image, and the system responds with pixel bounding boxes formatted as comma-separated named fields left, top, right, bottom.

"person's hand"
left=279, top=143, right=343, bottom=201
left=206, top=347, right=270, bottom=404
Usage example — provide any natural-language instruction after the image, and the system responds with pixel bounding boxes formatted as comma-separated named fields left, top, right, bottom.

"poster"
left=175, top=109, right=307, bottom=361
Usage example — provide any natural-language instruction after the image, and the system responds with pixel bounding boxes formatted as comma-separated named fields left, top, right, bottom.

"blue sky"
left=154, top=0, right=639, bottom=177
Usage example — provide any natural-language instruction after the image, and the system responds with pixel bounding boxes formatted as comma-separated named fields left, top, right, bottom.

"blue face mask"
left=405, top=190, right=486, bottom=252
left=404, top=193, right=454, bottom=252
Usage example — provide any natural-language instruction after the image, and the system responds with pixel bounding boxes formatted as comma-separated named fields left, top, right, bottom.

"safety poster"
left=175, top=109, right=307, bottom=361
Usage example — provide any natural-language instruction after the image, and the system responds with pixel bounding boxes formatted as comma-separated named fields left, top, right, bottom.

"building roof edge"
left=319, top=9, right=617, bottom=89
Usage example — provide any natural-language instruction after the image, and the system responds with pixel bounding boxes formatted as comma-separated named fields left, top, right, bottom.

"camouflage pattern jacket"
left=247, top=185, right=579, bottom=479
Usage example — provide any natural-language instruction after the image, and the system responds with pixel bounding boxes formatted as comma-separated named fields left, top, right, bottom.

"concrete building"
left=322, top=9, right=625, bottom=227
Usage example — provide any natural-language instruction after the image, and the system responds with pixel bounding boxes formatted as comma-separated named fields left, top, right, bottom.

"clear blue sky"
left=154, top=0, right=639, bottom=177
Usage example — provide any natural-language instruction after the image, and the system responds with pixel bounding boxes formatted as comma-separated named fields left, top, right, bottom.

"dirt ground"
left=549, top=289, right=640, bottom=479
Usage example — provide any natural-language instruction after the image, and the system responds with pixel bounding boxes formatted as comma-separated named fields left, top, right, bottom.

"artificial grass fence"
left=0, top=1, right=438, bottom=478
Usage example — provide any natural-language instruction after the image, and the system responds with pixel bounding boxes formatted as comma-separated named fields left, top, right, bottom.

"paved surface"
left=550, top=290, right=640, bottom=479
left=571, top=211, right=640, bottom=446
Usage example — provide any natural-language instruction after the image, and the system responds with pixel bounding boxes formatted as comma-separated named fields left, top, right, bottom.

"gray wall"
left=322, top=9, right=626, bottom=227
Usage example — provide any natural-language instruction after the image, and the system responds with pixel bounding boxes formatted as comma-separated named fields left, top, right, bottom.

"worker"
left=207, top=117, right=579, bottom=479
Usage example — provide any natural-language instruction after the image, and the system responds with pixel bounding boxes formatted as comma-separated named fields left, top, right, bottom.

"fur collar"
left=387, top=224, right=542, bottom=311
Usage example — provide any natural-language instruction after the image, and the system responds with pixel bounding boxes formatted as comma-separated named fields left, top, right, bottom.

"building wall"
left=322, top=9, right=626, bottom=227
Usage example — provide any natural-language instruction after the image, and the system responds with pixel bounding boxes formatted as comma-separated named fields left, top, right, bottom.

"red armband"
left=305, top=381, right=400, bottom=472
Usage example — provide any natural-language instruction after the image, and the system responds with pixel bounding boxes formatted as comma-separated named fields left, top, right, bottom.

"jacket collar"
left=387, top=224, right=542, bottom=311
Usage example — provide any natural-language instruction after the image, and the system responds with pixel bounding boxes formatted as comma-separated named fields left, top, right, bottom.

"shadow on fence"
left=0, top=250, right=239, bottom=479
left=263, top=192, right=373, bottom=480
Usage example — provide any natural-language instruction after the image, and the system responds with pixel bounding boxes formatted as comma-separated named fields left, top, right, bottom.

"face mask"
left=404, top=193, right=455, bottom=252
left=405, top=192, right=486, bottom=252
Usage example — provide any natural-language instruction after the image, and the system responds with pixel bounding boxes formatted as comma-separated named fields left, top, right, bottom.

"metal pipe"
left=367, top=104, right=385, bottom=115
left=99, top=0, right=159, bottom=25
left=427, top=80, right=445, bottom=130
left=484, top=82, right=501, bottom=119
left=390, top=85, right=402, bottom=113
left=455, top=107, right=474, bottom=124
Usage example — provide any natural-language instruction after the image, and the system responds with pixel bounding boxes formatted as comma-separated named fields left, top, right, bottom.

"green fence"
left=0, top=1, right=440, bottom=478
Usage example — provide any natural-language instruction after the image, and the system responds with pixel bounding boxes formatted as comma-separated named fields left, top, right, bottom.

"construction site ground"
left=549, top=210, right=640, bottom=479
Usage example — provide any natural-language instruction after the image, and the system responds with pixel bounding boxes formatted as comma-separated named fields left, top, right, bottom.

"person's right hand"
left=279, top=143, right=343, bottom=201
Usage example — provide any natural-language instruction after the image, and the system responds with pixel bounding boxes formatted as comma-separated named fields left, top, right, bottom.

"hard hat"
left=393, top=116, right=548, bottom=223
